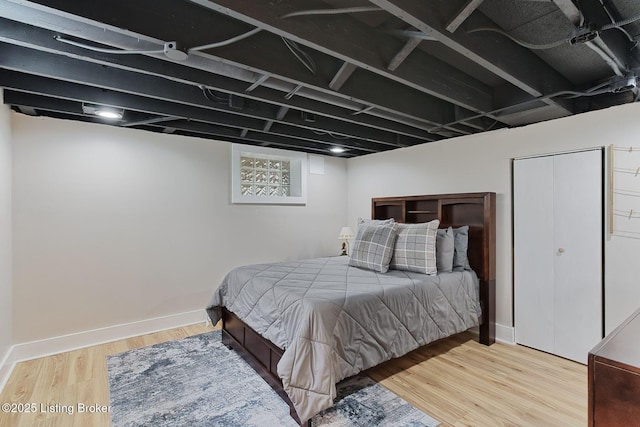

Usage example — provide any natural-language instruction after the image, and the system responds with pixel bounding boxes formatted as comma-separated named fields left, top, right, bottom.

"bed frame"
left=221, top=192, right=496, bottom=425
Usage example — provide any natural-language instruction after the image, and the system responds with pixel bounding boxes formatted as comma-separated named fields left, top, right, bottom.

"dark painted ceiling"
left=1, top=0, right=639, bottom=157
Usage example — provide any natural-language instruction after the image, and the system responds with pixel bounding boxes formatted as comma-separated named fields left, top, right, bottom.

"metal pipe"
left=280, top=6, right=382, bottom=19
left=189, top=28, right=262, bottom=52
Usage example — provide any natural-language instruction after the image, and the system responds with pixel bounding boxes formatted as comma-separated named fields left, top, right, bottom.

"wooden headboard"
left=372, top=192, right=496, bottom=345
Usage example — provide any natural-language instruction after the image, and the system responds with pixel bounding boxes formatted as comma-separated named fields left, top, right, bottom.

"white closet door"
left=553, top=150, right=602, bottom=363
left=514, top=149, right=602, bottom=364
left=514, top=155, right=555, bottom=354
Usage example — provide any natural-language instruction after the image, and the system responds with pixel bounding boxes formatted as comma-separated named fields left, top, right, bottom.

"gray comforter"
left=206, top=256, right=480, bottom=422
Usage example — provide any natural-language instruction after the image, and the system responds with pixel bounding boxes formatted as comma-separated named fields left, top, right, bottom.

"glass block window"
left=239, top=156, right=290, bottom=197
left=232, top=144, right=307, bottom=204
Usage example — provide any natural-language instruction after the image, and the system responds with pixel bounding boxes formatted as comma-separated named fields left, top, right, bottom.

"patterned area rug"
left=108, top=330, right=440, bottom=427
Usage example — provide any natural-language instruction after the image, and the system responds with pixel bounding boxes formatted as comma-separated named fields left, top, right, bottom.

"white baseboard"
left=0, top=309, right=209, bottom=394
left=1, top=313, right=515, bottom=394
left=0, top=346, right=15, bottom=395
left=495, top=323, right=515, bottom=344
left=467, top=323, right=515, bottom=345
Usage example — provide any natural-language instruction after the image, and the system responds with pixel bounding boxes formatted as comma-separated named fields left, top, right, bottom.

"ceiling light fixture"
left=95, top=108, right=123, bottom=119
left=82, top=103, right=124, bottom=120
left=330, top=147, right=346, bottom=153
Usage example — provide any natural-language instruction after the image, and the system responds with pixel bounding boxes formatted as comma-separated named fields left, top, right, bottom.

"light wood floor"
left=367, top=333, right=587, bottom=426
left=0, top=324, right=587, bottom=427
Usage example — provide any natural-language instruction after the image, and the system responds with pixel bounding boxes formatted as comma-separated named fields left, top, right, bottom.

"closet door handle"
left=558, top=247, right=566, bottom=253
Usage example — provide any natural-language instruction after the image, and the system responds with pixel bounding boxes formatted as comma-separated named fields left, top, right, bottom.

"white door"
left=553, top=150, right=602, bottom=363
left=514, top=149, right=602, bottom=364
left=514, top=156, right=555, bottom=354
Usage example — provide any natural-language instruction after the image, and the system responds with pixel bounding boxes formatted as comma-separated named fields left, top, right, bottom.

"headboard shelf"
left=407, top=210, right=437, bottom=214
left=372, top=192, right=496, bottom=345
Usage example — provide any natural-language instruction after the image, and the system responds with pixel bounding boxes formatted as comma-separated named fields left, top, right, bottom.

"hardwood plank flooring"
left=0, top=326, right=586, bottom=426
left=367, top=333, right=587, bottom=426
left=0, top=324, right=214, bottom=427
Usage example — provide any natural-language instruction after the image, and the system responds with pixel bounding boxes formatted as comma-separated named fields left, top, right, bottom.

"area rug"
left=108, top=330, right=440, bottom=427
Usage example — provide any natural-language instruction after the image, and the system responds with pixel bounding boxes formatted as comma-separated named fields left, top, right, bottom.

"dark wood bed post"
left=479, top=192, right=496, bottom=345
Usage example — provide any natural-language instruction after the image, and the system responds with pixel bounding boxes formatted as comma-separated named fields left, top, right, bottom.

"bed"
left=206, top=192, right=496, bottom=425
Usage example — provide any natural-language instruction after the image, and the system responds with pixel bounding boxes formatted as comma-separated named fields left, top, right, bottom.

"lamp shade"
left=338, top=226, right=355, bottom=240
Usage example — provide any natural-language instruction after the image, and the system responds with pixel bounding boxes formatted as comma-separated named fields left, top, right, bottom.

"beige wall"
left=0, top=92, right=12, bottom=361
left=347, top=102, right=640, bottom=336
left=12, top=115, right=348, bottom=343
left=10, top=101, right=640, bottom=346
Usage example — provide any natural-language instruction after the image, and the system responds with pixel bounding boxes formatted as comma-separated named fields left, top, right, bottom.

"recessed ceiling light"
left=82, top=103, right=124, bottom=120
left=330, top=147, right=346, bottom=153
left=95, top=109, right=123, bottom=119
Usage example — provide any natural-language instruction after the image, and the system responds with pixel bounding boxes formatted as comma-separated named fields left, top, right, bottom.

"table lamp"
left=338, top=226, right=355, bottom=256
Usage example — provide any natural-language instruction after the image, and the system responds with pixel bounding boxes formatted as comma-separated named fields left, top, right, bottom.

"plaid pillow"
left=349, top=222, right=398, bottom=273
left=390, top=220, right=440, bottom=275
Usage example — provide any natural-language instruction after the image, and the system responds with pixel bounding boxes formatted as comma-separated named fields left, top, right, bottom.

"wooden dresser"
left=588, top=306, right=640, bottom=427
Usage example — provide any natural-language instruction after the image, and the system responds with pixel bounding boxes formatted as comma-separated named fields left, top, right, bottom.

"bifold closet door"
left=514, top=156, right=555, bottom=355
left=514, top=149, right=602, bottom=364
left=552, top=151, right=602, bottom=363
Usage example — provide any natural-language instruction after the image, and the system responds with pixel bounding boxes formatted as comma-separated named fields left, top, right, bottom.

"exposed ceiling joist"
left=0, top=43, right=425, bottom=148
left=386, top=36, right=422, bottom=71
left=329, top=62, right=358, bottom=91
left=142, top=122, right=361, bottom=156
left=187, top=0, right=494, bottom=114
left=446, top=0, right=485, bottom=33
left=244, top=74, right=271, bottom=92
left=369, top=0, right=575, bottom=116
left=0, top=3, right=460, bottom=137
left=1, top=0, right=638, bottom=157
left=0, top=71, right=403, bottom=154
left=122, top=115, right=179, bottom=128
left=552, top=0, right=582, bottom=25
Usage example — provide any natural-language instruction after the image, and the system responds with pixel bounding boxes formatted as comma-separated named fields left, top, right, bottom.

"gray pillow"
left=436, top=227, right=454, bottom=273
left=349, top=222, right=398, bottom=273
left=389, top=219, right=440, bottom=275
left=453, top=226, right=471, bottom=271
